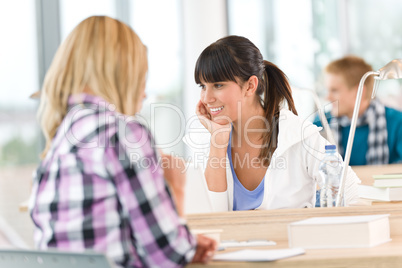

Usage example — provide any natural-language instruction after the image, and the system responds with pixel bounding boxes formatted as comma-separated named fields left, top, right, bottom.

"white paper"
left=213, top=248, right=305, bottom=262
left=220, top=240, right=276, bottom=248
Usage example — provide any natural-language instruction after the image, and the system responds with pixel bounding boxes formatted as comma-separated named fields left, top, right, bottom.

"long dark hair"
left=194, top=35, right=297, bottom=164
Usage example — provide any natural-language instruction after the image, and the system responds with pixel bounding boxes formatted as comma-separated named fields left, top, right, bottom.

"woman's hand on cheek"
left=196, top=100, right=211, bottom=120
left=196, top=100, right=214, bottom=131
left=196, top=100, right=231, bottom=147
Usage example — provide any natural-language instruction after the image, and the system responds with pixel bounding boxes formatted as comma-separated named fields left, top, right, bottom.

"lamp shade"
left=377, top=59, right=402, bottom=80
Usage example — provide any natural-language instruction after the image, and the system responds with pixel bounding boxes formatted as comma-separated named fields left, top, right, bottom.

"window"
left=59, top=0, right=116, bottom=40
left=228, top=0, right=402, bottom=118
left=348, top=0, right=402, bottom=107
left=130, top=0, right=185, bottom=155
left=0, top=0, right=40, bottom=248
left=0, top=1, right=40, bottom=166
left=59, top=0, right=185, bottom=155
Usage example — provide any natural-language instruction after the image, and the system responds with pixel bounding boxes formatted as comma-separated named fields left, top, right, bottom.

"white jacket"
left=183, top=109, right=361, bottom=211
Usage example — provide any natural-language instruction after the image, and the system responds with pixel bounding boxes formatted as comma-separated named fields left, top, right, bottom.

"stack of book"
left=358, top=173, right=402, bottom=201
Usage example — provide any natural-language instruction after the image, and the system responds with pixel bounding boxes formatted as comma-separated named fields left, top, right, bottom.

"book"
left=288, top=214, right=391, bottom=249
left=372, top=173, right=402, bottom=179
left=213, top=248, right=305, bottom=262
left=372, top=174, right=402, bottom=187
left=374, top=179, right=402, bottom=187
left=358, top=185, right=402, bottom=201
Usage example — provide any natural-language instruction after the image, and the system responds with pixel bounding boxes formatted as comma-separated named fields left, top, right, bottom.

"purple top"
left=29, top=94, right=196, bottom=268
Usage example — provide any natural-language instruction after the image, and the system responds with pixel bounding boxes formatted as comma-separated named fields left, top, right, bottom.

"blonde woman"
left=29, top=16, right=215, bottom=267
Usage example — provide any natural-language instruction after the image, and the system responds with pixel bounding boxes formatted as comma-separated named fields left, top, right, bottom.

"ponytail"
left=259, top=60, right=297, bottom=164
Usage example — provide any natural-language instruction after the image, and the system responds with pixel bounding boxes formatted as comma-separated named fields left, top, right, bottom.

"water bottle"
left=318, top=145, right=343, bottom=207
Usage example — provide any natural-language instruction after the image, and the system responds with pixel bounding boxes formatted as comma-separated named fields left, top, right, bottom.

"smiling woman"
left=184, top=35, right=361, bottom=212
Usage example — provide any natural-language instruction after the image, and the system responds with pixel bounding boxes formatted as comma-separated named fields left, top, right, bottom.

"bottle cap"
left=325, top=145, right=336, bottom=150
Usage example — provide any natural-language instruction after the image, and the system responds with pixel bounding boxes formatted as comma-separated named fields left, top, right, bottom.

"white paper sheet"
left=213, top=247, right=305, bottom=262
left=219, top=240, right=276, bottom=248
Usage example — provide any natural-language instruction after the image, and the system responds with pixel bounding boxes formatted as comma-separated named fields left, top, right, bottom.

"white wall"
left=182, top=0, right=228, bottom=125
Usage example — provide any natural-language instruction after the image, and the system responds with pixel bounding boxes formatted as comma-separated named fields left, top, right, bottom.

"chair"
left=0, top=216, right=29, bottom=249
left=0, top=215, right=116, bottom=267
left=184, top=163, right=214, bottom=214
left=0, top=249, right=116, bottom=268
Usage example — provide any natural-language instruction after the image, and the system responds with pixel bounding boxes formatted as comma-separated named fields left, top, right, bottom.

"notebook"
left=372, top=173, right=402, bottom=187
left=184, top=163, right=214, bottom=214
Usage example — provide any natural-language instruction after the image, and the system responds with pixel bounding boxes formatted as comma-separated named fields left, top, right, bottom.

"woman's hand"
left=191, top=234, right=217, bottom=264
left=196, top=100, right=231, bottom=148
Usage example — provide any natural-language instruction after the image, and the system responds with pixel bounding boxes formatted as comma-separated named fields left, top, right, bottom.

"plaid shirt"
left=29, top=94, right=196, bottom=268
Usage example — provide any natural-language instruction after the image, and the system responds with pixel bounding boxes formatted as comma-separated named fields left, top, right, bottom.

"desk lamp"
left=336, top=59, right=402, bottom=207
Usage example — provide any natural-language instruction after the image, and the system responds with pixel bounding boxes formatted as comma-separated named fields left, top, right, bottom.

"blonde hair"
left=325, top=55, right=374, bottom=98
left=38, top=16, right=148, bottom=158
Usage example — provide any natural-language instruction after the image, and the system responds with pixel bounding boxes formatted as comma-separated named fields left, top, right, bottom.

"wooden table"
left=352, top=163, right=402, bottom=185
left=191, top=237, right=402, bottom=267
left=187, top=204, right=402, bottom=267
left=15, top=163, right=402, bottom=266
